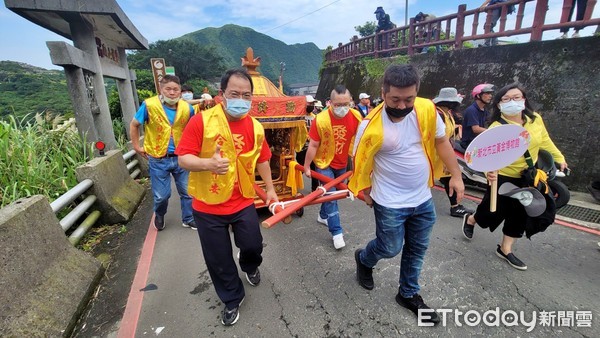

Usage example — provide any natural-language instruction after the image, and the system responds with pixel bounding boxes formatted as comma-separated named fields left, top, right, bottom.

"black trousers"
left=473, top=175, right=528, bottom=238
left=193, top=204, right=263, bottom=309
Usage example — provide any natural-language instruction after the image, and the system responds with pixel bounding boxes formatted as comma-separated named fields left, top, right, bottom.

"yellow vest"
left=143, top=96, right=191, bottom=157
left=187, top=104, right=265, bottom=204
left=349, top=97, right=438, bottom=195
left=433, top=106, right=456, bottom=179
left=314, top=107, right=363, bottom=169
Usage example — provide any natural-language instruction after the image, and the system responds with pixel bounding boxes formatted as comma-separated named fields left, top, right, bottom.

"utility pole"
left=405, top=0, right=408, bottom=26
left=279, top=62, right=286, bottom=93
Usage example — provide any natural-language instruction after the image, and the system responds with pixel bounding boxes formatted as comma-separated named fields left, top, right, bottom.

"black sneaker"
left=245, top=268, right=260, bottom=286
left=395, top=293, right=440, bottom=324
left=495, top=245, right=527, bottom=270
left=221, top=297, right=244, bottom=326
left=182, top=220, right=197, bottom=230
left=355, top=249, right=374, bottom=290
left=154, top=214, right=165, bottom=231
left=450, top=204, right=473, bottom=218
left=462, top=213, right=474, bottom=240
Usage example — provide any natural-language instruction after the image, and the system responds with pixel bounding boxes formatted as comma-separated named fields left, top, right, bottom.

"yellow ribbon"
left=286, top=160, right=304, bottom=196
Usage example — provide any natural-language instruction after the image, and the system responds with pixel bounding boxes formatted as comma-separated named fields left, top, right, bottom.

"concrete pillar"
left=75, top=149, right=145, bottom=224
left=117, top=47, right=137, bottom=138
left=68, top=14, right=117, bottom=149
left=63, top=66, right=100, bottom=142
left=130, top=69, right=141, bottom=111
left=0, top=195, right=103, bottom=337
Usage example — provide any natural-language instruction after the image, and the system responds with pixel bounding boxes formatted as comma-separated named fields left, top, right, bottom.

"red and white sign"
left=465, top=124, right=530, bottom=172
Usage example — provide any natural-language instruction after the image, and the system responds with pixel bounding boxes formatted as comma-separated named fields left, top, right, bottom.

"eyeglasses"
left=331, top=103, right=351, bottom=108
left=500, top=95, right=524, bottom=103
left=225, top=91, right=252, bottom=100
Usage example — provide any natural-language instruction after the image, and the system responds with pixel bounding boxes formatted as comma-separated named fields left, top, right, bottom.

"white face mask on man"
left=333, top=106, right=349, bottom=118
left=499, top=100, right=525, bottom=116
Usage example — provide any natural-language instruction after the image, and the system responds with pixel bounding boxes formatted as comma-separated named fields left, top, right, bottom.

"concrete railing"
left=326, top=0, right=599, bottom=62
left=45, top=150, right=144, bottom=245
left=0, top=149, right=146, bottom=337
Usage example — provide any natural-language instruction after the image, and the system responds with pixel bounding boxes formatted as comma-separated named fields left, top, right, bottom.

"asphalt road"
left=76, top=181, right=600, bottom=337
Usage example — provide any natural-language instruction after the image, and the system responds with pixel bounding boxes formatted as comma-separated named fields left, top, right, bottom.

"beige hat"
left=200, top=93, right=213, bottom=100
left=314, top=100, right=323, bottom=108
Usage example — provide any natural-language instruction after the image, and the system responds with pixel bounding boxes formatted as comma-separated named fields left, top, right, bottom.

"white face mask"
left=181, top=93, right=193, bottom=101
left=333, top=106, right=349, bottom=118
left=161, top=95, right=179, bottom=106
left=499, top=100, right=525, bottom=116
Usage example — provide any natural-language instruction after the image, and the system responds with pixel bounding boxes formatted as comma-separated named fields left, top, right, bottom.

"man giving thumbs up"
left=176, top=68, right=277, bottom=327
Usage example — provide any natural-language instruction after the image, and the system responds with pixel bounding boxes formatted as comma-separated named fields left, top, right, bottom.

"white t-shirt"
left=364, top=108, right=445, bottom=208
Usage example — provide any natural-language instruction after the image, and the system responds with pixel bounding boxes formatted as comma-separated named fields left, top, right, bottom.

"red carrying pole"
left=261, top=171, right=353, bottom=228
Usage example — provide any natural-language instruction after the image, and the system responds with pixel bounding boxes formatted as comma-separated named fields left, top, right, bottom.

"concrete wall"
left=317, top=36, right=600, bottom=192
left=0, top=196, right=103, bottom=337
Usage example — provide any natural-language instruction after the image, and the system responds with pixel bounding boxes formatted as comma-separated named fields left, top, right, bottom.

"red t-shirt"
left=308, top=109, right=360, bottom=169
left=176, top=113, right=271, bottom=215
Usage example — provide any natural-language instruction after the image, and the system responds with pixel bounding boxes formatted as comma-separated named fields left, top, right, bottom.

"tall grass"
left=0, top=113, right=94, bottom=208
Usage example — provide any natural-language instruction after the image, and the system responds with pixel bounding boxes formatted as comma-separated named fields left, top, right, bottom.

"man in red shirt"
left=303, top=85, right=362, bottom=250
left=177, top=68, right=278, bottom=326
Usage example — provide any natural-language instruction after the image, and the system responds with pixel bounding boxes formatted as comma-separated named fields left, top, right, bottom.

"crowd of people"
left=129, top=61, right=576, bottom=327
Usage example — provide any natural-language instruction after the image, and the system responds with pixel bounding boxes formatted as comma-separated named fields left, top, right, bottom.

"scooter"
left=454, top=146, right=570, bottom=208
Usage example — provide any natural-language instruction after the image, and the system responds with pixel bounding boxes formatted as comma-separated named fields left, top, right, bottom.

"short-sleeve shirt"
left=134, top=100, right=195, bottom=154
left=461, top=102, right=489, bottom=147
left=308, top=110, right=361, bottom=170
left=370, top=109, right=446, bottom=208
left=175, top=114, right=271, bottom=215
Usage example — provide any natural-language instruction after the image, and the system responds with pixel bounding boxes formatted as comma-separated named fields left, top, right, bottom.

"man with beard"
left=349, top=64, right=464, bottom=325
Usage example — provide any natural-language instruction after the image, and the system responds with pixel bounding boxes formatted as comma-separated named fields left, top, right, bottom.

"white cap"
left=200, top=93, right=213, bottom=100
left=305, top=95, right=316, bottom=103
left=314, top=100, right=323, bottom=108
left=359, top=93, right=370, bottom=100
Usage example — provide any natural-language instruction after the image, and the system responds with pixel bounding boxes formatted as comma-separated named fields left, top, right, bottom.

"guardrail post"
left=126, top=137, right=149, bottom=177
left=531, top=0, right=549, bottom=41
left=75, top=149, right=145, bottom=224
left=455, top=4, right=467, bottom=50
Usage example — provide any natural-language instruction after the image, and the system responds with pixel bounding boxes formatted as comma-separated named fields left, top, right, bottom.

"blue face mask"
left=226, top=98, right=251, bottom=118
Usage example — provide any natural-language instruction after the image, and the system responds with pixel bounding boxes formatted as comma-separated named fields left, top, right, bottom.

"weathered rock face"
left=318, top=36, right=600, bottom=192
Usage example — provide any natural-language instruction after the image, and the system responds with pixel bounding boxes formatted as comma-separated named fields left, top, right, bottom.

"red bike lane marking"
left=117, top=216, right=158, bottom=338
left=434, top=185, right=600, bottom=236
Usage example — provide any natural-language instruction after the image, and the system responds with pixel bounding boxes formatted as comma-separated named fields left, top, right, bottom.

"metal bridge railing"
left=50, top=150, right=143, bottom=245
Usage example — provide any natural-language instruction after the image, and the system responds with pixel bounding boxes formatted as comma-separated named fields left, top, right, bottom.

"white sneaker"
left=317, top=215, right=328, bottom=226
left=332, top=234, right=345, bottom=249
left=572, top=31, right=580, bottom=38
left=558, top=33, right=568, bottom=39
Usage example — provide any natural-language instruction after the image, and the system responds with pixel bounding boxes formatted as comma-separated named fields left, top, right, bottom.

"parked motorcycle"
left=454, top=146, right=570, bottom=208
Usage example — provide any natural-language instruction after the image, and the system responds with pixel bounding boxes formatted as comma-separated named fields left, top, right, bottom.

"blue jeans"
left=315, top=166, right=346, bottom=236
left=148, top=156, right=193, bottom=223
left=359, top=198, right=436, bottom=298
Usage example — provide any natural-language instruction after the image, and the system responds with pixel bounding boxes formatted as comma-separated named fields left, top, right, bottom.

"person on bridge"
left=129, top=74, right=196, bottom=232
left=303, top=85, right=362, bottom=250
left=559, top=0, right=589, bottom=39
left=349, top=64, right=464, bottom=325
left=460, top=83, right=494, bottom=149
left=433, top=87, right=474, bottom=218
left=461, top=83, right=569, bottom=271
left=480, top=0, right=516, bottom=46
left=176, top=68, right=278, bottom=326
left=375, top=6, right=395, bottom=51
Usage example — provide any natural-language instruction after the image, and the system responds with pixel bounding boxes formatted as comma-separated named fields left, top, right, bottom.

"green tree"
left=355, top=21, right=377, bottom=37
left=127, top=39, right=226, bottom=83
left=131, top=69, right=156, bottom=93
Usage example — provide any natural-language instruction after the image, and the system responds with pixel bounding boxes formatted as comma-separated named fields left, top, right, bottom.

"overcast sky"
left=0, top=0, right=597, bottom=70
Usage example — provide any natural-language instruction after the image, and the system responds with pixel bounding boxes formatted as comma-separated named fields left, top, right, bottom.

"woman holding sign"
left=461, top=83, right=568, bottom=270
